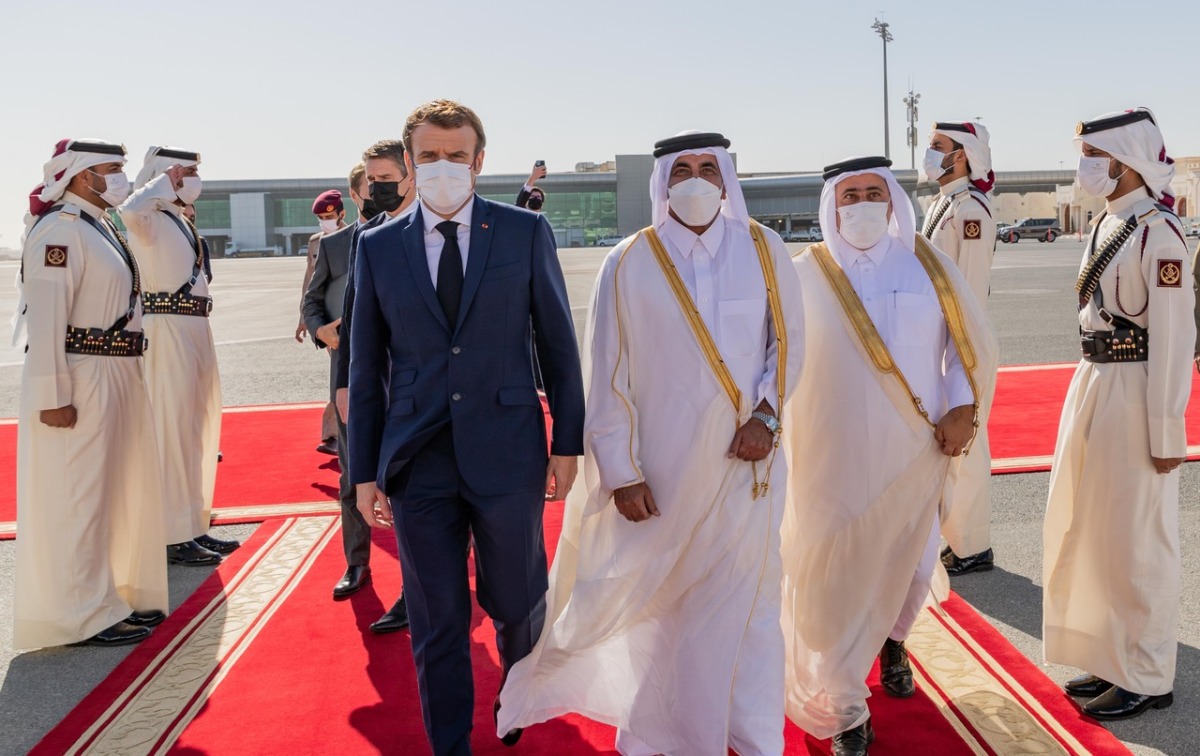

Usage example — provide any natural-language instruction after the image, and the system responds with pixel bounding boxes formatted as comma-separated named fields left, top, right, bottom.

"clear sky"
left=2, top=0, right=1198, bottom=247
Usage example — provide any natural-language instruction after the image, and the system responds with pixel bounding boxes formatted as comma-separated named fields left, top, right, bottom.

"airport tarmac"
left=0, top=239, right=1195, bottom=755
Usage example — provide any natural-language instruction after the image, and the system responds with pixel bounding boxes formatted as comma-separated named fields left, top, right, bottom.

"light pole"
left=872, top=18, right=894, bottom=159
left=904, top=88, right=920, bottom=170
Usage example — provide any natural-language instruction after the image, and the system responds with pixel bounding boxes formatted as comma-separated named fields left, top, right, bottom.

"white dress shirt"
left=421, top=198, right=473, bottom=286
left=658, top=214, right=779, bottom=411
left=833, top=235, right=973, bottom=416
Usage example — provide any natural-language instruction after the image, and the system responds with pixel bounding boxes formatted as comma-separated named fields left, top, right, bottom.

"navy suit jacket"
left=347, top=196, right=585, bottom=497
left=335, top=212, right=390, bottom=391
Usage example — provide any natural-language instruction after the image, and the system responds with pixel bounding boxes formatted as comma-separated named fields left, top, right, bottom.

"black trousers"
left=330, top=347, right=371, bottom=566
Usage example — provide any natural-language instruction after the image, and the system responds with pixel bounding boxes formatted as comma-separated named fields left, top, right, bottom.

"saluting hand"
left=164, top=164, right=186, bottom=192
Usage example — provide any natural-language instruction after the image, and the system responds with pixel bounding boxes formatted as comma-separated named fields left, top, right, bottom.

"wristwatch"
left=751, top=411, right=781, bottom=435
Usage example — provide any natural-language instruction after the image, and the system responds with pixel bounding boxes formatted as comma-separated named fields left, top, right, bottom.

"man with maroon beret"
left=297, top=189, right=347, bottom=455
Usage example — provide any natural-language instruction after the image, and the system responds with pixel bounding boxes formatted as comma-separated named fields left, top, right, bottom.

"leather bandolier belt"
left=65, top=326, right=147, bottom=357
left=141, top=290, right=213, bottom=316
left=1076, top=210, right=1148, bottom=364
left=143, top=210, right=212, bottom=317
left=1080, top=317, right=1148, bottom=363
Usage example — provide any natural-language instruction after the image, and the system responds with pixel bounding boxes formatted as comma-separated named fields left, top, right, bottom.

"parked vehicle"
left=782, top=228, right=822, bottom=242
left=593, top=234, right=626, bottom=247
left=224, top=241, right=284, bottom=258
left=997, top=217, right=1061, bottom=243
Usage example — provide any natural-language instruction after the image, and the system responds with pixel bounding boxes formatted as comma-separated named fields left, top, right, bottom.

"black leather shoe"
left=316, top=437, right=338, bottom=455
left=195, top=533, right=241, bottom=554
left=332, top=565, right=371, bottom=599
left=70, top=621, right=152, bottom=647
left=879, top=638, right=915, bottom=698
left=942, top=547, right=995, bottom=575
left=832, top=717, right=874, bottom=756
left=1064, top=673, right=1112, bottom=698
left=370, top=596, right=410, bottom=633
left=493, top=695, right=522, bottom=747
left=1082, top=686, right=1173, bottom=720
left=125, top=610, right=166, bottom=628
left=167, top=540, right=222, bottom=566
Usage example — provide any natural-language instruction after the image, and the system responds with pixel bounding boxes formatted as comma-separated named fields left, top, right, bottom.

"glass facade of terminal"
left=481, top=190, right=618, bottom=246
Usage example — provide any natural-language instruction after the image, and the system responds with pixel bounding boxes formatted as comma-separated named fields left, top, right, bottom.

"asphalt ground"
left=0, top=237, right=1195, bottom=755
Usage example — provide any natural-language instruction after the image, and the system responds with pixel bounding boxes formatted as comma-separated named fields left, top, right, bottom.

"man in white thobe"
left=13, top=139, right=168, bottom=649
left=781, top=157, right=996, bottom=756
left=497, top=131, right=804, bottom=756
left=119, top=146, right=233, bottom=565
left=1045, top=108, right=1193, bottom=721
left=921, top=121, right=999, bottom=576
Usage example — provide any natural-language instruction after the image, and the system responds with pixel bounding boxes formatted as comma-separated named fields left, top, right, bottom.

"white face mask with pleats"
left=837, top=201, right=891, bottom=249
left=667, top=177, right=723, bottom=226
left=1077, top=156, right=1126, bottom=197
left=176, top=176, right=203, bottom=204
left=416, top=160, right=475, bottom=215
left=91, top=170, right=130, bottom=207
left=318, top=218, right=340, bottom=234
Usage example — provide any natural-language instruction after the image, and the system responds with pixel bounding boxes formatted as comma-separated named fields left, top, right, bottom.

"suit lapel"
left=455, top=195, right=493, bottom=332
left=402, top=206, right=452, bottom=332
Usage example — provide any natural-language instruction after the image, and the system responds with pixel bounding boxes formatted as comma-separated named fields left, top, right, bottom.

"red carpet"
left=989, top=364, right=1200, bottom=473
left=35, top=512, right=1129, bottom=755
left=4, top=364, right=1200, bottom=538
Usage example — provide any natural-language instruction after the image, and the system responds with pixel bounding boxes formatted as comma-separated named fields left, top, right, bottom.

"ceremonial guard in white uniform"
left=119, top=146, right=235, bottom=565
left=781, top=157, right=996, bottom=756
left=1045, top=108, right=1193, bottom=721
left=921, top=121, right=999, bottom=575
left=13, top=139, right=168, bottom=649
left=498, top=132, right=804, bottom=756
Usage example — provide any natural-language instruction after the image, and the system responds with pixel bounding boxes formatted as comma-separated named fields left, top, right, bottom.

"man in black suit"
left=349, top=99, right=585, bottom=755
left=332, top=143, right=416, bottom=632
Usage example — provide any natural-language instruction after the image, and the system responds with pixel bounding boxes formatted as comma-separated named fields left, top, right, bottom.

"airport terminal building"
left=190, top=154, right=1197, bottom=255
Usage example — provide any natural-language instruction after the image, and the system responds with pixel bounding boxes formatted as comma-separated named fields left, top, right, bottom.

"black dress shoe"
left=1082, top=685, right=1173, bottom=720
left=316, top=437, right=338, bottom=455
left=369, top=596, right=409, bottom=633
left=1064, top=673, right=1112, bottom=698
left=942, top=547, right=995, bottom=575
left=832, top=717, right=874, bottom=756
left=70, top=621, right=152, bottom=647
left=879, top=638, right=915, bottom=698
left=195, top=533, right=241, bottom=554
left=493, top=695, right=522, bottom=747
left=125, top=610, right=166, bottom=628
left=332, top=564, right=371, bottom=599
left=167, top=540, right=222, bottom=566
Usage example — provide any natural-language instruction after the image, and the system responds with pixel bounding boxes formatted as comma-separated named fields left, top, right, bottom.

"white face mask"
left=416, top=160, right=475, bottom=215
left=176, top=175, right=203, bottom=204
left=837, top=201, right=891, bottom=250
left=667, top=177, right=724, bottom=227
left=1077, top=156, right=1124, bottom=198
left=318, top=218, right=340, bottom=234
left=90, top=170, right=130, bottom=207
left=922, top=148, right=951, bottom=182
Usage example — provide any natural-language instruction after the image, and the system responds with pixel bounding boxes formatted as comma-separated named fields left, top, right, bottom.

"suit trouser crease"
left=391, top=425, right=548, bottom=756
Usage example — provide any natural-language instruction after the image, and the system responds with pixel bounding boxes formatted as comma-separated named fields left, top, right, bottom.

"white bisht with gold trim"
left=781, top=235, right=996, bottom=738
left=498, top=216, right=804, bottom=755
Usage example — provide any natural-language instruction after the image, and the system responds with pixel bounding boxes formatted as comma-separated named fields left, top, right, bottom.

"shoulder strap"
left=966, top=188, right=992, bottom=217
left=160, top=210, right=205, bottom=294
left=77, top=211, right=142, bottom=332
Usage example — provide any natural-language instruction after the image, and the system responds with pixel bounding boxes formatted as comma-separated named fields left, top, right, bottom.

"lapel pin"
left=481, top=223, right=489, bottom=229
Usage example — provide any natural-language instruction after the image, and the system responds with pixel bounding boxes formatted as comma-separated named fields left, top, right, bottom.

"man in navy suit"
left=348, top=99, right=585, bottom=755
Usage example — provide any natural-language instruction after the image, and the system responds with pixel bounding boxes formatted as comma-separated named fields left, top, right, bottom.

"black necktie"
left=435, top=220, right=463, bottom=326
